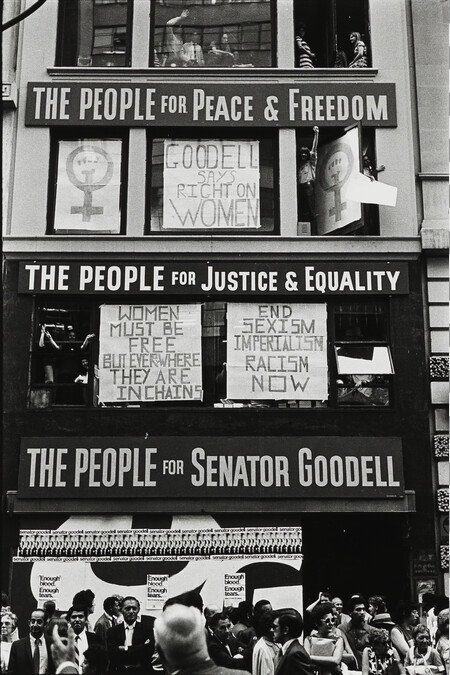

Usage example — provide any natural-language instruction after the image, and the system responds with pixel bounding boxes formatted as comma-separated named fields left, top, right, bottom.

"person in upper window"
left=298, top=126, right=319, bottom=234
left=348, top=32, right=368, bottom=68
left=165, top=9, right=191, bottom=67
left=295, top=24, right=315, bottom=68
left=182, top=30, right=205, bottom=66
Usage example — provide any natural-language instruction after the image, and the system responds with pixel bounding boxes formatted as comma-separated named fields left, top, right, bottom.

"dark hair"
left=67, top=604, right=88, bottom=620
left=83, top=644, right=109, bottom=674
left=254, top=610, right=274, bottom=639
left=277, top=611, right=304, bottom=639
left=210, top=612, right=230, bottom=630
left=349, top=595, right=366, bottom=612
left=236, top=601, right=253, bottom=622
left=163, top=591, right=203, bottom=612
left=392, top=601, right=419, bottom=624
left=368, top=596, right=387, bottom=614
left=434, top=595, right=449, bottom=614
left=73, top=589, right=95, bottom=609
left=254, top=600, right=272, bottom=616
left=412, top=624, right=430, bottom=640
left=43, top=600, right=56, bottom=617
left=311, top=602, right=335, bottom=628
left=369, top=628, right=391, bottom=646
left=103, top=596, right=119, bottom=614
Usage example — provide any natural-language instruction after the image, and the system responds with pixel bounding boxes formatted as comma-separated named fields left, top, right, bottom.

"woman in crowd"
left=362, top=628, right=404, bottom=675
left=304, top=602, right=344, bottom=675
left=295, top=23, right=315, bottom=68
left=404, top=625, right=445, bottom=674
left=1, top=611, right=18, bottom=673
left=390, top=602, right=419, bottom=662
left=252, top=610, right=280, bottom=675
left=435, top=609, right=449, bottom=674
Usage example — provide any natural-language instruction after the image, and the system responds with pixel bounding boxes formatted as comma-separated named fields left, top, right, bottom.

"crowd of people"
left=1, top=588, right=448, bottom=675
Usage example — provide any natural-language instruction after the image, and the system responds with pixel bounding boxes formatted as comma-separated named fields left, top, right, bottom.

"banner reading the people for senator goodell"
left=18, top=437, right=404, bottom=499
left=25, top=82, right=397, bottom=127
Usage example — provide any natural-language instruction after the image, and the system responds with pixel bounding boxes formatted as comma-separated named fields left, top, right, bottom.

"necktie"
left=125, top=625, right=133, bottom=647
left=32, top=638, right=40, bottom=674
left=74, top=635, right=80, bottom=671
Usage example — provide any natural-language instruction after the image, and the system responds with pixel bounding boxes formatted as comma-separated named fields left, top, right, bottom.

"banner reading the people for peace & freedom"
left=163, top=140, right=260, bottom=229
left=98, top=304, right=202, bottom=402
left=226, top=303, right=328, bottom=400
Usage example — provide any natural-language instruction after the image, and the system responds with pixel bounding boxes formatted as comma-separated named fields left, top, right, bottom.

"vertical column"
left=132, top=0, right=151, bottom=68
left=126, top=130, right=147, bottom=236
left=277, top=0, right=295, bottom=68
left=278, top=130, right=298, bottom=237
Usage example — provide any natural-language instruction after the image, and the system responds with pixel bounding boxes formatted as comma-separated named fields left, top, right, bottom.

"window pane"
left=335, top=345, right=394, bottom=375
left=153, top=0, right=273, bottom=68
left=56, top=0, right=130, bottom=67
left=52, top=138, right=123, bottom=235
left=334, top=303, right=388, bottom=341
left=148, top=136, right=275, bottom=233
left=337, top=377, right=390, bottom=407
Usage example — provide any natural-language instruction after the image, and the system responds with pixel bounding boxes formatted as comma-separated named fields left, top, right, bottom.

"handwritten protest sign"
left=227, top=303, right=328, bottom=400
left=163, top=140, right=260, bottom=229
left=99, top=304, right=202, bottom=402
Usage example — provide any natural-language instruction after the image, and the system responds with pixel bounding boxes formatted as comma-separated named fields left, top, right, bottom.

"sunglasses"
left=321, top=617, right=336, bottom=625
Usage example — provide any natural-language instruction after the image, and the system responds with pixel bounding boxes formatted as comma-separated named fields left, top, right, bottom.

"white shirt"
left=29, top=634, right=48, bottom=674
left=74, top=630, right=88, bottom=672
left=125, top=622, right=136, bottom=647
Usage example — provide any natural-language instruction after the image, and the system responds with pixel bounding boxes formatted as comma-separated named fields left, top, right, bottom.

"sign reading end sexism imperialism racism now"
left=98, top=304, right=202, bottom=402
left=227, top=304, right=328, bottom=400
left=163, top=140, right=260, bottom=229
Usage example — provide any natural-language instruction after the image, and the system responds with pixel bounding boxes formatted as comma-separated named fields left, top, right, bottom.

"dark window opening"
left=152, top=0, right=274, bottom=68
left=56, top=0, right=132, bottom=67
left=293, top=0, right=371, bottom=69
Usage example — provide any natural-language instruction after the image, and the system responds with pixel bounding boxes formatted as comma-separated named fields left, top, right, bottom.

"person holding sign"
left=298, top=126, right=320, bottom=234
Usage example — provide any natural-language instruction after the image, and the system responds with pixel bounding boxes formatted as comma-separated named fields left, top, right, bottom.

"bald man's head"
left=154, top=604, right=209, bottom=670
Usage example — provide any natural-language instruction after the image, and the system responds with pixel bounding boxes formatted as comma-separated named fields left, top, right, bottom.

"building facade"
left=2, top=0, right=448, bottom=631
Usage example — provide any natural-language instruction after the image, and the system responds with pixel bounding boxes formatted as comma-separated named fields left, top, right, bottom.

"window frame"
left=145, top=128, right=280, bottom=236
left=149, top=0, right=277, bottom=69
left=46, top=128, right=129, bottom=236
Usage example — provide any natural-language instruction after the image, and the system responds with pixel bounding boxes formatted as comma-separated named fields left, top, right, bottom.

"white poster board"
left=147, top=574, right=169, bottom=610
left=54, top=139, right=122, bottom=233
left=316, top=127, right=361, bottom=234
left=224, top=573, right=246, bottom=607
left=163, top=140, right=260, bottom=229
left=99, top=304, right=202, bottom=402
left=227, top=303, right=328, bottom=400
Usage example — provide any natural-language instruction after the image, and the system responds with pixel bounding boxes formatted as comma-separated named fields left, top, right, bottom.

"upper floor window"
left=47, top=130, right=128, bottom=235
left=56, top=0, right=132, bottom=67
left=152, top=0, right=274, bottom=68
left=294, top=0, right=370, bottom=69
left=146, top=130, right=277, bottom=233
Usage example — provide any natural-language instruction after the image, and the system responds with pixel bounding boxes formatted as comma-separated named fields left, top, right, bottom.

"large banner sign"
left=18, top=261, right=410, bottom=295
left=163, top=140, right=260, bottom=229
left=18, top=437, right=405, bottom=499
left=316, top=127, right=361, bottom=235
left=227, top=303, right=327, bottom=400
left=98, top=304, right=202, bottom=402
left=26, top=82, right=397, bottom=127
left=54, top=139, right=121, bottom=233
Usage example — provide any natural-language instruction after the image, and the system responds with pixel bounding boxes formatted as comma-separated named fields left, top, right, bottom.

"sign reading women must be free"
left=163, top=140, right=260, bottom=229
left=99, top=304, right=202, bottom=402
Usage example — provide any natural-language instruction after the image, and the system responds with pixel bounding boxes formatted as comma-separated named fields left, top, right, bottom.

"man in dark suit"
left=155, top=603, right=250, bottom=675
left=207, top=611, right=252, bottom=672
left=106, top=596, right=154, bottom=674
left=273, top=611, right=314, bottom=675
left=7, top=608, right=55, bottom=674
left=67, top=604, right=102, bottom=673
left=94, top=596, right=120, bottom=646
